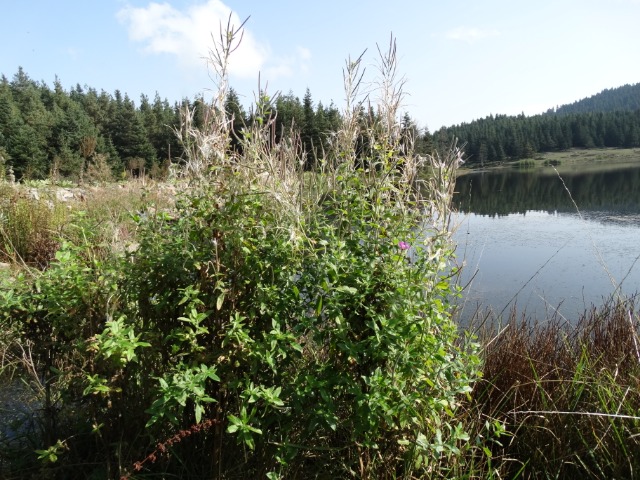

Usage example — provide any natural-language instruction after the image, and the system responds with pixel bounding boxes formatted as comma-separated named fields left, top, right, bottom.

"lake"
left=451, top=161, right=640, bottom=323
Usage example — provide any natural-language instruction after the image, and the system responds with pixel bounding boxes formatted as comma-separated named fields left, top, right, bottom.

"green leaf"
left=336, top=285, right=357, bottom=295
left=216, top=292, right=225, bottom=310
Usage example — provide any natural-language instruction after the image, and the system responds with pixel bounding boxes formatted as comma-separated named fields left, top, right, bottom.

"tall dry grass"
left=0, top=185, right=66, bottom=268
left=465, top=295, right=640, bottom=478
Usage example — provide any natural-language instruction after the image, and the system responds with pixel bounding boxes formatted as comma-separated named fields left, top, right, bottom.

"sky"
left=2, top=0, right=640, bottom=131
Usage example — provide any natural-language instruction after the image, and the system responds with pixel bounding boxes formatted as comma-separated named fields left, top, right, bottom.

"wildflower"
left=398, top=241, right=410, bottom=250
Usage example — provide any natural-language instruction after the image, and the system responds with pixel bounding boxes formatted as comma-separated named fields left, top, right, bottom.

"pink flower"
left=398, top=241, right=410, bottom=250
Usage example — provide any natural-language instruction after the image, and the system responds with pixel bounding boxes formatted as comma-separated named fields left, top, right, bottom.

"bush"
left=0, top=30, right=478, bottom=479
left=513, top=158, right=536, bottom=169
left=543, top=158, right=562, bottom=166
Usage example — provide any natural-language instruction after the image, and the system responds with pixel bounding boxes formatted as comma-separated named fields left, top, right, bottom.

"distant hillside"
left=546, top=83, right=640, bottom=116
left=432, top=83, right=640, bottom=166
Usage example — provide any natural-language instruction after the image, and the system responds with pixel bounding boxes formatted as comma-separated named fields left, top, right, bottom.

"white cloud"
left=264, top=46, right=312, bottom=79
left=117, top=1, right=309, bottom=81
left=445, top=27, right=500, bottom=43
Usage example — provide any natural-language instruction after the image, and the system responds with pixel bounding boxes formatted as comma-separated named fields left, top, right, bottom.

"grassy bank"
left=0, top=181, right=175, bottom=267
left=459, top=147, right=640, bottom=176
left=462, top=296, right=640, bottom=479
left=534, top=147, right=640, bottom=168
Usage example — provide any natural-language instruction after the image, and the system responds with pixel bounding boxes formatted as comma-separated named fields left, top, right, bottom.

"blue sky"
left=2, top=0, right=640, bottom=131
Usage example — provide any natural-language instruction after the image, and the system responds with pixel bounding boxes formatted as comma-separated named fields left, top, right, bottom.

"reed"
left=466, top=295, right=640, bottom=478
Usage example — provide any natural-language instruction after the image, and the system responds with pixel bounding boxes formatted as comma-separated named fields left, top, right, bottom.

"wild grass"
left=65, top=182, right=175, bottom=253
left=0, top=179, right=176, bottom=270
left=512, top=159, right=536, bottom=169
left=0, top=184, right=67, bottom=268
left=465, top=295, right=640, bottom=479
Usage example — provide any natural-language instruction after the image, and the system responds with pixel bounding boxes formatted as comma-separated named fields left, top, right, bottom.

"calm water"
left=452, top=162, right=640, bottom=322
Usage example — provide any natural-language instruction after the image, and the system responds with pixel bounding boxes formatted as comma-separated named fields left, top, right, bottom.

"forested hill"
left=431, top=83, right=640, bottom=167
left=547, top=83, right=640, bottom=116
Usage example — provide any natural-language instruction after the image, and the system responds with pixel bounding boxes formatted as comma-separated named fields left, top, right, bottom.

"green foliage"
left=89, top=315, right=150, bottom=368
left=35, top=439, right=67, bottom=464
left=543, top=158, right=561, bottom=166
left=0, top=111, right=476, bottom=480
left=435, top=108, right=640, bottom=166
left=513, top=158, right=536, bottom=169
left=0, top=36, right=478, bottom=479
left=146, top=362, right=220, bottom=426
left=98, top=143, right=476, bottom=476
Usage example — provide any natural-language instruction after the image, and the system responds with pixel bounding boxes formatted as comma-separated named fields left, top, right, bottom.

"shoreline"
left=457, top=146, right=640, bottom=176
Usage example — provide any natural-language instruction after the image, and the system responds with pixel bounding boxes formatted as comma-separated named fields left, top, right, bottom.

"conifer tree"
left=301, top=88, right=317, bottom=168
left=225, top=87, right=246, bottom=153
left=107, top=93, right=156, bottom=171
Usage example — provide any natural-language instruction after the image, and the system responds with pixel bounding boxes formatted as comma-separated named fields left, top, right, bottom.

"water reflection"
left=454, top=165, right=640, bottom=218
left=452, top=164, right=640, bottom=323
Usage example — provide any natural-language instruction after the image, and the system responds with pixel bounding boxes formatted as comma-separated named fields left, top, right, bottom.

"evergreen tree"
left=225, top=87, right=246, bottom=153
left=45, top=78, right=97, bottom=177
left=624, top=124, right=640, bottom=147
left=0, top=79, right=19, bottom=153
left=274, top=91, right=303, bottom=143
left=301, top=88, right=318, bottom=168
left=151, top=93, right=180, bottom=164
left=420, top=128, right=434, bottom=155
left=107, top=93, right=156, bottom=171
left=400, top=113, right=420, bottom=155
left=6, top=68, right=51, bottom=178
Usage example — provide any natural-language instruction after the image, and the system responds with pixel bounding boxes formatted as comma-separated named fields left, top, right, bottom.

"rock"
left=55, top=188, right=75, bottom=202
left=28, top=188, right=39, bottom=201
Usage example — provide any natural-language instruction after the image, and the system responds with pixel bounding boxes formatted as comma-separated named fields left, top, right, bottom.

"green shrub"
left=0, top=30, right=478, bottom=479
left=513, top=158, right=536, bottom=169
left=543, top=158, right=562, bottom=166
left=109, top=151, right=476, bottom=477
